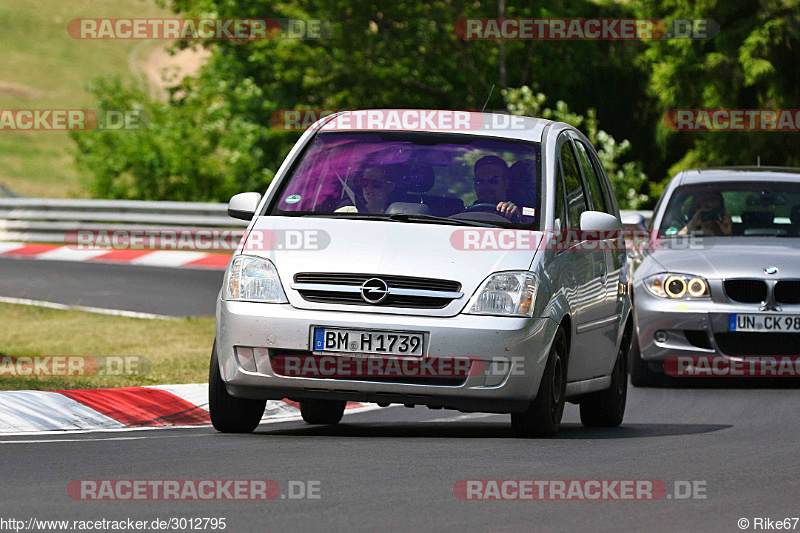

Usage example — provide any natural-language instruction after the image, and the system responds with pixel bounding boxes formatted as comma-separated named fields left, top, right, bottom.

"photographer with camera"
left=679, top=191, right=733, bottom=236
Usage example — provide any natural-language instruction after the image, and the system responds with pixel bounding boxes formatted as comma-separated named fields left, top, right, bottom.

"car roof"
left=314, top=109, right=551, bottom=143
left=677, top=166, right=800, bottom=186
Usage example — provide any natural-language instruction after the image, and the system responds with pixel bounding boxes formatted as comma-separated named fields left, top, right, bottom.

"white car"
left=210, top=110, right=633, bottom=437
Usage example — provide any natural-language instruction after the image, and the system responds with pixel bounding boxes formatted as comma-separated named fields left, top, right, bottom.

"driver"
left=471, top=156, right=519, bottom=221
left=679, top=191, right=732, bottom=236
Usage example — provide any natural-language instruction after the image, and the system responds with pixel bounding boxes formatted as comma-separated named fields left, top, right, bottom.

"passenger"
left=358, top=166, right=396, bottom=213
left=335, top=166, right=396, bottom=214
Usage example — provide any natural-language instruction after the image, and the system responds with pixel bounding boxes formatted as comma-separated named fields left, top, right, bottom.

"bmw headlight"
left=466, top=271, right=536, bottom=316
left=224, top=255, right=288, bottom=302
left=644, top=273, right=710, bottom=299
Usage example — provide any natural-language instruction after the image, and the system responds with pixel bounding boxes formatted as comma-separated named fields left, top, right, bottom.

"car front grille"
left=714, top=332, right=800, bottom=356
left=775, top=280, right=800, bottom=305
left=724, top=279, right=768, bottom=304
left=292, top=273, right=462, bottom=309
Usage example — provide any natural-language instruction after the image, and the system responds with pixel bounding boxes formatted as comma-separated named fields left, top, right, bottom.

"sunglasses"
left=475, top=175, right=504, bottom=185
left=357, top=178, right=391, bottom=188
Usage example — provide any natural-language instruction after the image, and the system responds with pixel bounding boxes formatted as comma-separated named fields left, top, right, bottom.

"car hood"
left=641, top=236, right=800, bottom=279
left=240, top=216, right=539, bottom=316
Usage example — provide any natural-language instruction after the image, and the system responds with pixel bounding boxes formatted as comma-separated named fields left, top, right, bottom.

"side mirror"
left=620, top=212, right=647, bottom=231
left=579, top=210, right=621, bottom=233
left=228, top=192, right=262, bottom=221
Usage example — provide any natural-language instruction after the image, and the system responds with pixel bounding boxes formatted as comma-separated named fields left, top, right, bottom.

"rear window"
left=269, top=131, right=541, bottom=227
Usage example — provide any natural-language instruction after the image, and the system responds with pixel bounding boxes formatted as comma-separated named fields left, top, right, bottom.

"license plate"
left=312, top=328, right=424, bottom=356
left=729, top=314, right=800, bottom=332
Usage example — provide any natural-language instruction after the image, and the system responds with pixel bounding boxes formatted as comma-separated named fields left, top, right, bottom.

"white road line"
left=0, top=434, right=216, bottom=444
left=0, top=296, right=177, bottom=320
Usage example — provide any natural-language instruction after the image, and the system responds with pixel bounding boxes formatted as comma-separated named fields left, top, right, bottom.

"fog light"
left=234, top=346, right=257, bottom=372
left=654, top=330, right=668, bottom=343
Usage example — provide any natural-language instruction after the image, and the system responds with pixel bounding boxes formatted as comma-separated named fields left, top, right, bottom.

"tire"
left=628, top=328, right=663, bottom=387
left=511, top=328, right=568, bottom=438
left=300, top=400, right=346, bottom=425
left=579, top=328, right=628, bottom=427
left=209, top=341, right=267, bottom=433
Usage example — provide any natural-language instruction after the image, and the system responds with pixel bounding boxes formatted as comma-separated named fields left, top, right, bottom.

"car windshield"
left=269, top=131, right=541, bottom=227
left=659, top=181, right=800, bottom=237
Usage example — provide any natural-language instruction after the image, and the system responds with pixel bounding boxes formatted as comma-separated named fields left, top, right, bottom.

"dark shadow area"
left=254, top=421, right=730, bottom=440
left=648, top=376, right=800, bottom=389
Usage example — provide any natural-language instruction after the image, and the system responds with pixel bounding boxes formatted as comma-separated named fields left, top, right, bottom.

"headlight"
left=644, top=273, right=710, bottom=299
left=465, top=271, right=536, bottom=316
left=224, top=255, right=287, bottom=302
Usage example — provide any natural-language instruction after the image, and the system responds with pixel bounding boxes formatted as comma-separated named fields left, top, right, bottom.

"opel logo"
left=360, top=278, right=389, bottom=304
left=765, top=266, right=779, bottom=275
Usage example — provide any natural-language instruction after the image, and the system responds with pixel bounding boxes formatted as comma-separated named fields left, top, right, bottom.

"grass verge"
left=0, top=302, right=215, bottom=390
left=0, top=0, right=172, bottom=197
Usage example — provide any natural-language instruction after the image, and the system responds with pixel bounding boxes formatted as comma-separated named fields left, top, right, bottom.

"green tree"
left=634, top=0, right=800, bottom=184
left=504, top=86, right=649, bottom=209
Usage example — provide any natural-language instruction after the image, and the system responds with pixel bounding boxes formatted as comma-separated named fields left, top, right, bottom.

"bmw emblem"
left=765, top=266, right=779, bottom=275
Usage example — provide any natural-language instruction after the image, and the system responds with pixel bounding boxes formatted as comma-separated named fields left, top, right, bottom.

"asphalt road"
left=1, top=384, right=798, bottom=532
left=1, top=257, right=798, bottom=531
left=0, top=258, right=223, bottom=316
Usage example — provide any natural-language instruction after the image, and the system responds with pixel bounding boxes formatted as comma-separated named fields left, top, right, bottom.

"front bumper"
left=633, top=282, right=800, bottom=364
left=215, top=300, right=558, bottom=413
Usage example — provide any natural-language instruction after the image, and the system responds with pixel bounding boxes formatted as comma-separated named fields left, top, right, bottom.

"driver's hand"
left=496, top=201, right=519, bottom=220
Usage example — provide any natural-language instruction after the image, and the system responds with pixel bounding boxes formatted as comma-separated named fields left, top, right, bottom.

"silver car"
left=210, top=110, right=633, bottom=437
left=631, top=167, right=800, bottom=386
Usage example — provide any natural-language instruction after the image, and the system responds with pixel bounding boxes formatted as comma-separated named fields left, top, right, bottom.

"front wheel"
left=209, top=341, right=266, bottom=433
left=300, top=400, right=346, bottom=425
left=579, top=328, right=628, bottom=427
left=511, top=328, right=568, bottom=438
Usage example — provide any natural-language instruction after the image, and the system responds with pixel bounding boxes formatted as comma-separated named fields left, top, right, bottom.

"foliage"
left=504, top=86, right=649, bottom=209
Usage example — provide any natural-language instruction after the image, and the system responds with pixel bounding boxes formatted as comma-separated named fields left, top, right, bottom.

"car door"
left=571, top=136, right=621, bottom=377
left=555, top=134, right=609, bottom=382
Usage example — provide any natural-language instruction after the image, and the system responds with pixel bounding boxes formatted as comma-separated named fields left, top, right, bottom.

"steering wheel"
left=464, top=202, right=522, bottom=222
left=464, top=202, right=502, bottom=213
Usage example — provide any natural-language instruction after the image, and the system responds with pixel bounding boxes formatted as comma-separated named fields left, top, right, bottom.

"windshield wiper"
left=305, top=212, right=503, bottom=227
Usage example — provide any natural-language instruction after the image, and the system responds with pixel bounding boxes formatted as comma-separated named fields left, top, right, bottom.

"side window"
left=559, top=141, right=588, bottom=229
left=573, top=140, right=609, bottom=214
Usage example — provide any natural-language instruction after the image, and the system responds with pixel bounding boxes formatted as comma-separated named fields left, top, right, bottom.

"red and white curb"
left=0, top=384, right=377, bottom=435
left=0, top=242, right=230, bottom=270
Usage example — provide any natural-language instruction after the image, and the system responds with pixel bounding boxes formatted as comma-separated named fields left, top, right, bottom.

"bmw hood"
left=640, top=236, right=800, bottom=280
